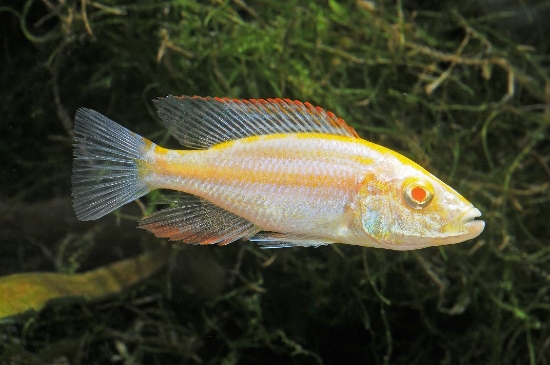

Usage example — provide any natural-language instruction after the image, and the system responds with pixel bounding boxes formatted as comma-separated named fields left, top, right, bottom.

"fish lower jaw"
left=370, top=221, right=486, bottom=251
left=462, top=220, right=485, bottom=239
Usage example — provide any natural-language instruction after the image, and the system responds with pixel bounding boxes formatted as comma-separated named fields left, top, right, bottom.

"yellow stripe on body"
left=146, top=133, right=378, bottom=235
left=149, top=133, right=377, bottom=190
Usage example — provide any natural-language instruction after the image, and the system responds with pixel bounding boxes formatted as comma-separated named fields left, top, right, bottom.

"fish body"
left=72, top=96, right=484, bottom=250
left=146, top=134, right=369, bottom=246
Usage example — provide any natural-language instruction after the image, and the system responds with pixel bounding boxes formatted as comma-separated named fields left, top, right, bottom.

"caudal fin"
left=72, top=108, right=152, bottom=221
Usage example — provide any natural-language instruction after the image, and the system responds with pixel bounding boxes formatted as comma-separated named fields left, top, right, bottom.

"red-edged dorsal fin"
left=138, top=194, right=259, bottom=245
left=153, top=95, right=359, bottom=149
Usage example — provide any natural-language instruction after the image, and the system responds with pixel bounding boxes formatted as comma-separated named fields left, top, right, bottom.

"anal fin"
left=139, top=194, right=259, bottom=245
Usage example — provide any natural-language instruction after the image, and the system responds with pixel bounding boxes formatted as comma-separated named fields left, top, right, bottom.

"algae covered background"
left=1, top=0, right=549, bottom=364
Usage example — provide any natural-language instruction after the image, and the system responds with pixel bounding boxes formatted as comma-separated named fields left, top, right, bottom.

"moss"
left=1, top=0, right=549, bottom=363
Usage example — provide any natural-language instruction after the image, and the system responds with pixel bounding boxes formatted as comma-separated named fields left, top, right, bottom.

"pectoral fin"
left=249, top=232, right=334, bottom=248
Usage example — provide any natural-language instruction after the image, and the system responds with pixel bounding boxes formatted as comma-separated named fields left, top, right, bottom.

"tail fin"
left=72, top=108, right=152, bottom=221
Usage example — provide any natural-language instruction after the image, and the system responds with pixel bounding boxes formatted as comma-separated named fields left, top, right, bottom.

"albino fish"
left=72, top=96, right=484, bottom=250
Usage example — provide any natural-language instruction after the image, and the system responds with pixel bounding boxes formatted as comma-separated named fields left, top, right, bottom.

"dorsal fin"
left=153, top=95, right=359, bottom=149
left=138, top=194, right=259, bottom=245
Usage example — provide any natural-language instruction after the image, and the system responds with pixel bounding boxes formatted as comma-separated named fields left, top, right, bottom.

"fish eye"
left=402, top=178, right=434, bottom=210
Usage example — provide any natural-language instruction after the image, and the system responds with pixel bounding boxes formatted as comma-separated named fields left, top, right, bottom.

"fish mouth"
left=457, top=207, right=485, bottom=239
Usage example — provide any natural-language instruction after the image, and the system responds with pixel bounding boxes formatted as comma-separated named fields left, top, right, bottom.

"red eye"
left=411, top=186, right=427, bottom=202
left=403, top=178, right=434, bottom=210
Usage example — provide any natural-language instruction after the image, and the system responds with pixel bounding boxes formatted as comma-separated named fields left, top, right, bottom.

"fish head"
left=357, top=159, right=485, bottom=250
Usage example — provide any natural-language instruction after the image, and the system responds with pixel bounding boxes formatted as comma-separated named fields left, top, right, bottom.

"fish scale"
left=145, top=135, right=363, bottom=234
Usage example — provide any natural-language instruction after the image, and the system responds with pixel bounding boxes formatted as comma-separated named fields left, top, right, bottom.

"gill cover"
left=357, top=175, right=444, bottom=248
left=358, top=179, right=393, bottom=244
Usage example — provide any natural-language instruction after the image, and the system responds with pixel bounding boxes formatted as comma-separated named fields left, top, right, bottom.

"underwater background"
left=1, top=0, right=549, bottom=364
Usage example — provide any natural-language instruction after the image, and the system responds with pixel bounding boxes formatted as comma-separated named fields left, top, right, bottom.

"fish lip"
left=460, top=207, right=482, bottom=224
left=457, top=207, right=485, bottom=238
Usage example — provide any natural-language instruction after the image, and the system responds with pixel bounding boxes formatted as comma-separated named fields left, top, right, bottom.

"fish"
left=72, top=96, right=485, bottom=250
